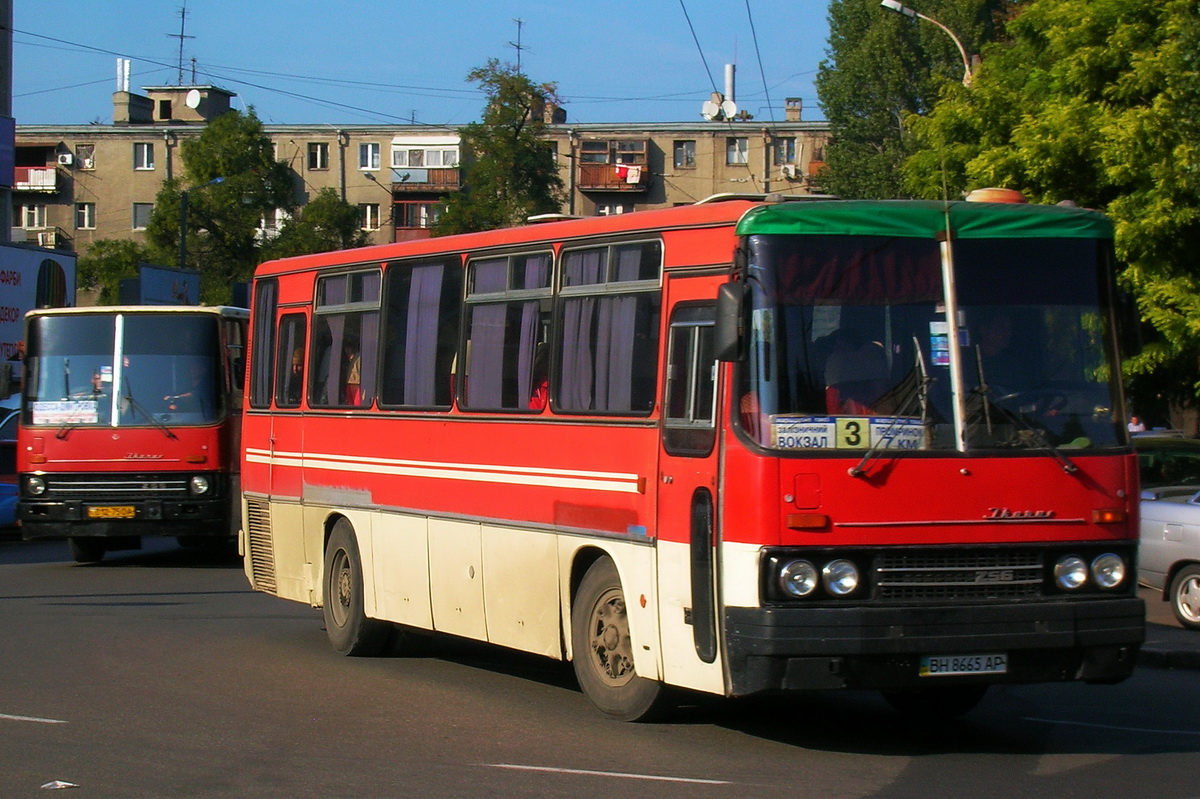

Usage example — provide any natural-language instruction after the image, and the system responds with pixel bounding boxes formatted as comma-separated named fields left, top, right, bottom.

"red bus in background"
left=17, top=306, right=248, bottom=562
left=241, top=195, right=1142, bottom=721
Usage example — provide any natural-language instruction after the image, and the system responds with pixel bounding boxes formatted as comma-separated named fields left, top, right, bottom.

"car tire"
left=1169, top=564, right=1200, bottom=630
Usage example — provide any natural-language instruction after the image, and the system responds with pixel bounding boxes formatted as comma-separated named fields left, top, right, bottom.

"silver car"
left=1137, top=435, right=1200, bottom=629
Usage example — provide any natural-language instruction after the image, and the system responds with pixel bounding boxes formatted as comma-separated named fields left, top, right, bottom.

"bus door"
left=656, top=300, right=725, bottom=694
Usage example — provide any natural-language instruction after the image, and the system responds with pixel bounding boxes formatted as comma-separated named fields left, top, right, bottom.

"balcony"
left=577, top=162, right=650, bottom=192
left=390, top=167, right=460, bottom=193
left=14, top=166, right=58, bottom=193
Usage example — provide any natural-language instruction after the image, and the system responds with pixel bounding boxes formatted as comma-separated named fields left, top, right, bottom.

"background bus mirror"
left=715, top=283, right=745, bottom=362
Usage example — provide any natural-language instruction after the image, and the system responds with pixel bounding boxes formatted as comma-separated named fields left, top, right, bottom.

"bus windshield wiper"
left=971, top=351, right=1077, bottom=474
left=122, top=380, right=177, bottom=440
left=849, top=340, right=932, bottom=478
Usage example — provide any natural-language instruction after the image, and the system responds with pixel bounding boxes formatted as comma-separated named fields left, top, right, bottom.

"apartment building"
left=12, top=84, right=828, bottom=259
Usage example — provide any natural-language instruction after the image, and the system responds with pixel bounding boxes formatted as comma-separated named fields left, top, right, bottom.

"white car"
left=1137, top=435, right=1200, bottom=629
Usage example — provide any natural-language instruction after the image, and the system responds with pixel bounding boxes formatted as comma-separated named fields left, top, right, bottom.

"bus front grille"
left=874, top=549, right=1044, bottom=601
left=40, top=473, right=191, bottom=498
left=245, top=499, right=277, bottom=594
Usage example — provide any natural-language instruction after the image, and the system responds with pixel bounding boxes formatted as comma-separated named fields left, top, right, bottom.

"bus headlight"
left=188, top=476, right=211, bottom=495
left=25, top=475, right=46, bottom=496
left=1054, top=556, right=1088, bottom=590
left=779, top=559, right=819, bottom=598
left=823, top=559, right=860, bottom=596
left=1091, top=553, right=1126, bottom=589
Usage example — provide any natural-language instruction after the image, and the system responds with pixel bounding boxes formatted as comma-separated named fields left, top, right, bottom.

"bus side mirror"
left=715, top=283, right=745, bottom=362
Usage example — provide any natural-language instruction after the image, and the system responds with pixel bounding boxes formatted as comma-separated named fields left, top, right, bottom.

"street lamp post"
left=179, top=177, right=225, bottom=270
left=880, top=0, right=973, bottom=87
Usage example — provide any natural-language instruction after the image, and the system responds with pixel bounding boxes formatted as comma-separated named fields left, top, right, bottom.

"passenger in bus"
left=341, top=336, right=362, bottom=406
left=528, top=344, right=549, bottom=410
left=165, top=359, right=216, bottom=418
left=974, top=312, right=1025, bottom=395
left=284, top=348, right=304, bottom=405
left=824, top=330, right=889, bottom=415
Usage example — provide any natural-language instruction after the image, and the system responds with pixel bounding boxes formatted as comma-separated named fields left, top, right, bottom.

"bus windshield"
left=739, top=233, right=1124, bottom=453
left=24, top=313, right=224, bottom=428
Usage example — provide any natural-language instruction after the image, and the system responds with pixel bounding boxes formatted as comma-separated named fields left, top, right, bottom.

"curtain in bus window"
left=311, top=315, right=344, bottom=407
left=466, top=304, right=506, bottom=408
left=403, top=263, right=445, bottom=406
left=563, top=248, right=605, bottom=287
left=250, top=280, right=277, bottom=408
left=559, top=295, right=595, bottom=410
left=356, top=311, right=379, bottom=407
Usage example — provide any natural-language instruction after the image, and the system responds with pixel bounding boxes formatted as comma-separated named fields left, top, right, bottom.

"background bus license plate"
left=920, top=654, right=1007, bottom=677
left=87, top=505, right=135, bottom=519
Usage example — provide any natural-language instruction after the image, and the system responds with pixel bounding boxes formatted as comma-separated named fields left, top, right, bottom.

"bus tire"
left=1169, top=564, right=1200, bottom=630
left=571, top=557, right=670, bottom=722
left=322, top=519, right=394, bottom=657
left=68, top=537, right=106, bottom=564
left=881, top=685, right=988, bottom=719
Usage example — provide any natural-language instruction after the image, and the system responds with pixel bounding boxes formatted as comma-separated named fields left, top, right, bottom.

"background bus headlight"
left=188, top=476, right=211, bottom=495
left=779, top=559, right=819, bottom=598
left=1091, top=553, right=1126, bottom=589
left=1055, top=556, right=1088, bottom=590
left=822, top=559, right=859, bottom=596
left=25, top=475, right=46, bottom=496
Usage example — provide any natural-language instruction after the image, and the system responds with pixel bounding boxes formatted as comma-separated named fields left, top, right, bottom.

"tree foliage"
left=433, top=59, right=565, bottom=235
left=143, top=109, right=296, bottom=304
left=903, top=0, right=1200, bottom=423
left=260, top=188, right=368, bottom=262
left=76, top=238, right=150, bottom=305
left=816, top=0, right=1011, bottom=199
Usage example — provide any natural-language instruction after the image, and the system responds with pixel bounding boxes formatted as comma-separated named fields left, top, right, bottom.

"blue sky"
left=12, top=0, right=832, bottom=127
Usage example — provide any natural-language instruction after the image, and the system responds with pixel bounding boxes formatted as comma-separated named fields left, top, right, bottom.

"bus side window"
left=275, top=314, right=306, bottom=408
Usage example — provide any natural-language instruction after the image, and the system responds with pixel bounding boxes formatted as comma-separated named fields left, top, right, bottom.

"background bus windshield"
left=24, top=314, right=222, bottom=428
left=740, top=234, right=1123, bottom=453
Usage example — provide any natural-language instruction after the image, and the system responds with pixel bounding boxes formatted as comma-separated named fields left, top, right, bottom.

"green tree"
left=433, top=59, right=565, bottom=235
left=76, top=238, right=151, bottom=305
left=903, top=0, right=1200, bottom=425
left=260, top=188, right=369, bottom=261
left=143, top=109, right=296, bottom=304
left=816, top=0, right=1010, bottom=199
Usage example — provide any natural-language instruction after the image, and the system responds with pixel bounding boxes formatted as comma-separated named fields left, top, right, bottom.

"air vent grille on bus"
left=874, top=548, right=1044, bottom=601
left=245, top=499, right=277, bottom=594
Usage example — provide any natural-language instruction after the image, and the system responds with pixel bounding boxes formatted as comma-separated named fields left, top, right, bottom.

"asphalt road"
left=2, top=536, right=1199, bottom=799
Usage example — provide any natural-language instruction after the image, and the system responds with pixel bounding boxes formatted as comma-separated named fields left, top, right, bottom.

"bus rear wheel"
left=323, top=519, right=395, bottom=656
left=68, top=537, right=106, bottom=563
left=571, top=557, right=669, bottom=722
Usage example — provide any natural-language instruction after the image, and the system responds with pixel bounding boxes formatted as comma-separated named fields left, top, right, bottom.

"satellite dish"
left=720, top=99, right=738, bottom=119
left=185, top=89, right=202, bottom=109
left=701, top=100, right=721, bottom=121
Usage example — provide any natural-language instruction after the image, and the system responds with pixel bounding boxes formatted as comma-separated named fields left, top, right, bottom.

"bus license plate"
left=920, top=653, right=1007, bottom=677
left=86, top=505, right=136, bottom=519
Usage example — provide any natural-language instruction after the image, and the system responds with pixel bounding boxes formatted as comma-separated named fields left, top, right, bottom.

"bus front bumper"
left=18, top=497, right=231, bottom=540
left=724, top=597, right=1144, bottom=696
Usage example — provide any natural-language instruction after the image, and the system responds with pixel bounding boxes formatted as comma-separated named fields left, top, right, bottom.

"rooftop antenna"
left=508, top=18, right=527, bottom=71
left=168, top=2, right=195, bottom=85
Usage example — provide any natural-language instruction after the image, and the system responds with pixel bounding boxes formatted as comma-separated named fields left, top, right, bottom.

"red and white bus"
left=17, top=306, right=248, bottom=562
left=241, top=195, right=1143, bottom=720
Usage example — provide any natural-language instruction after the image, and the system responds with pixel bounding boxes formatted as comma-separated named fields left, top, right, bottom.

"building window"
left=132, top=203, right=154, bottom=230
left=21, top=204, right=47, bottom=229
left=726, top=137, right=748, bottom=165
left=157, top=99, right=172, bottom=120
left=674, top=140, right=696, bottom=169
left=358, top=143, right=380, bottom=171
left=773, top=137, right=797, bottom=165
left=596, top=202, right=632, bottom=216
left=359, top=203, right=381, bottom=231
left=133, top=142, right=155, bottom=170
left=75, top=203, right=96, bottom=230
left=396, top=201, right=442, bottom=229
left=308, top=142, right=329, bottom=170
left=75, top=144, right=95, bottom=169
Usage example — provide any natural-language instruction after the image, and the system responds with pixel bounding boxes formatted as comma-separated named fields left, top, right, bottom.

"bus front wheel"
left=322, top=519, right=395, bottom=656
left=571, top=557, right=669, bottom=722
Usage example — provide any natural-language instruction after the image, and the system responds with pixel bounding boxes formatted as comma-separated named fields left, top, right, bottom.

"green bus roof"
left=736, top=199, right=1113, bottom=240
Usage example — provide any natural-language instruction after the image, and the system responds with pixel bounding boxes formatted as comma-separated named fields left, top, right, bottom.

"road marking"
left=487, top=763, right=731, bottom=785
left=0, top=713, right=67, bottom=725
left=1024, top=716, right=1200, bottom=736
